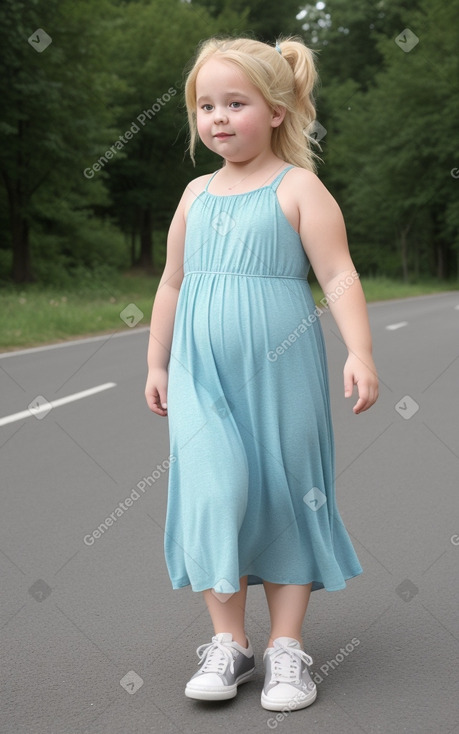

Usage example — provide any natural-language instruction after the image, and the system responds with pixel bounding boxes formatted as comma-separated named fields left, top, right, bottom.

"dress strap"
left=204, top=170, right=220, bottom=192
left=270, top=164, right=295, bottom=191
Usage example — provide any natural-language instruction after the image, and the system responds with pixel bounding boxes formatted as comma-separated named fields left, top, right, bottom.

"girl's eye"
left=229, top=102, right=243, bottom=109
left=202, top=104, right=213, bottom=111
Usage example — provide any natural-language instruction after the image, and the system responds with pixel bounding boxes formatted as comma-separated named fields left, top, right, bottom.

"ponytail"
left=274, top=37, right=321, bottom=171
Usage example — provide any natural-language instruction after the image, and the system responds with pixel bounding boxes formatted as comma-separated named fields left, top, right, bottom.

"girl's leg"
left=202, top=576, right=249, bottom=648
left=262, top=581, right=313, bottom=648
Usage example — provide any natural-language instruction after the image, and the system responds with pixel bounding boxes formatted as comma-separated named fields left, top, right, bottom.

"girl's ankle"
left=267, top=635, right=303, bottom=648
left=225, top=633, right=248, bottom=648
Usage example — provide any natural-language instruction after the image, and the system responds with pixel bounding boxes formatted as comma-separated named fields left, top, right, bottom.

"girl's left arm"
left=295, top=170, right=379, bottom=414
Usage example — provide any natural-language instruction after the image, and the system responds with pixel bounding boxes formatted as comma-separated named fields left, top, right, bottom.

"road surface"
left=0, top=292, right=458, bottom=734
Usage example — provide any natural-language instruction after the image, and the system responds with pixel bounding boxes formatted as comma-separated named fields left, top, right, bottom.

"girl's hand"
left=343, top=353, right=378, bottom=414
left=145, top=368, right=168, bottom=417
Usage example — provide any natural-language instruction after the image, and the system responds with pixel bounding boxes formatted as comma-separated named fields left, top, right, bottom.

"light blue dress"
left=165, top=165, right=362, bottom=593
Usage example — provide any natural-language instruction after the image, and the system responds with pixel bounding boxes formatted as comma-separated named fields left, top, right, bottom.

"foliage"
left=0, top=0, right=121, bottom=282
left=301, top=0, right=459, bottom=279
left=102, top=0, right=242, bottom=271
left=0, top=0, right=457, bottom=284
left=191, top=0, right=304, bottom=40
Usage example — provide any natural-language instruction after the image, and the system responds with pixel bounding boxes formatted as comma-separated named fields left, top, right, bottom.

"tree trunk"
left=400, top=227, right=409, bottom=283
left=138, top=206, right=153, bottom=272
left=130, top=231, right=136, bottom=267
left=3, top=174, right=34, bottom=283
left=12, top=215, right=32, bottom=283
left=436, top=241, right=445, bottom=279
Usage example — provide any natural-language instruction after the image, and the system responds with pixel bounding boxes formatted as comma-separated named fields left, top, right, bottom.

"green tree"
left=104, top=0, right=246, bottom=272
left=192, top=0, right=304, bottom=41
left=0, top=0, right=120, bottom=283
left=298, top=1, right=421, bottom=87
left=324, top=0, right=459, bottom=279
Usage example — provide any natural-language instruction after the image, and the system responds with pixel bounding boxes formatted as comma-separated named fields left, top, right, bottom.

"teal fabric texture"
left=164, top=166, right=363, bottom=594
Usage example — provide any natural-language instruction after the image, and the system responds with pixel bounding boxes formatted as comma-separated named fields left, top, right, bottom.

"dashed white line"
left=0, top=382, right=117, bottom=427
left=386, top=321, right=408, bottom=331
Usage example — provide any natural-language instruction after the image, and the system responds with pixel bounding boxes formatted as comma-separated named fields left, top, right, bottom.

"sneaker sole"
left=260, top=686, right=317, bottom=711
left=185, top=667, right=256, bottom=701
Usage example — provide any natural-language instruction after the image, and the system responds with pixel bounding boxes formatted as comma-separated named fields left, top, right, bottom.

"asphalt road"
left=1, top=292, right=458, bottom=734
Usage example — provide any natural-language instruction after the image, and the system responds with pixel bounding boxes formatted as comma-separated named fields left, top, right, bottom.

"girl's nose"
left=213, top=107, right=228, bottom=124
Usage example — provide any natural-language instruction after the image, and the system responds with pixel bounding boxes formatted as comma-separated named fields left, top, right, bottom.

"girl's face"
left=195, top=58, right=283, bottom=163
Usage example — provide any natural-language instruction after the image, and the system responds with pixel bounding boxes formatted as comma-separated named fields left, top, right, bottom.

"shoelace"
left=270, top=644, right=313, bottom=685
left=196, top=638, right=236, bottom=675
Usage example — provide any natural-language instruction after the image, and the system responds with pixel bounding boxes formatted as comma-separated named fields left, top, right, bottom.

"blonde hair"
left=184, top=36, right=320, bottom=171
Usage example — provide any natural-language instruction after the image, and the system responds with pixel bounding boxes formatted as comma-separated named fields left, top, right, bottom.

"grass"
left=0, top=273, right=457, bottom=352
left=310, top=276, right=458, bottom=305
left=0, top=272, right=160, bottom=351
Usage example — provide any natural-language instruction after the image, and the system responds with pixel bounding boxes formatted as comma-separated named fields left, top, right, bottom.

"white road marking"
left=0, top=327, right=149, bottom=360
left=386, top=321, right=408, bottom=331
left=0, top=382, right=116, bottom=427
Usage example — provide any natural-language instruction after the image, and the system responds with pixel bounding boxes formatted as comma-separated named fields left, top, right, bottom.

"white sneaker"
left=185, top=632, right=256, bottom=701
left=261, top=636, right=317, bottom=711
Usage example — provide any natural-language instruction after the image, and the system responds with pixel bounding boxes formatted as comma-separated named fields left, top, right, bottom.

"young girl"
left=145, top=36, right=378, bottom=712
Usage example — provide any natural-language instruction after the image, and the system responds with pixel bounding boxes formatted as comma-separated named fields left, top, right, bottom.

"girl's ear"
left=271, top=105, right=286, bottom=128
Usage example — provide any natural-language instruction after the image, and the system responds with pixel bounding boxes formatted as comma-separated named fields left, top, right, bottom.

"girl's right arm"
left=145, top=189, right=188, bottom=417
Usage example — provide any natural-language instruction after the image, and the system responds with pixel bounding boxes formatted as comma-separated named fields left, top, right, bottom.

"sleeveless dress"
left=164, top=165, right=362, bottom=594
